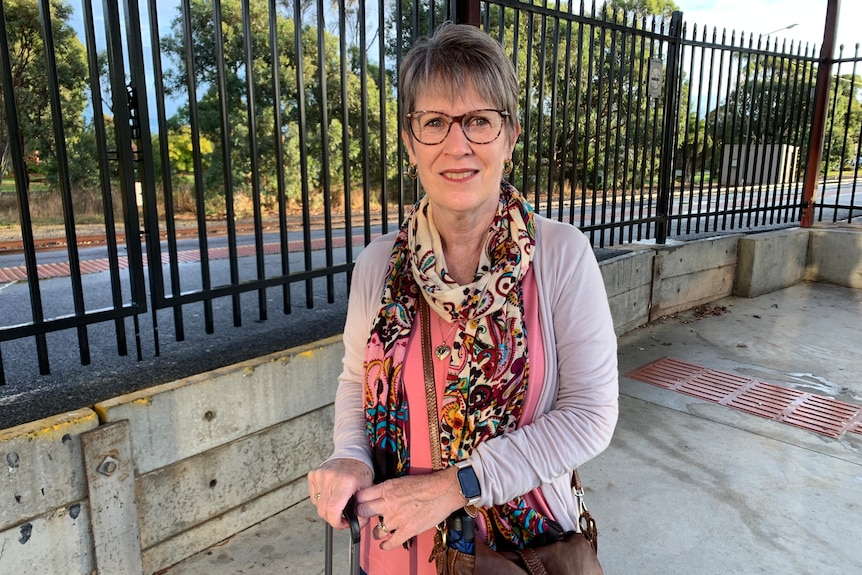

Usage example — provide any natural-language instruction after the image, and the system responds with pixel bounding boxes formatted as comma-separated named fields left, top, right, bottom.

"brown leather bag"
left=431, top=528, right=602, bottom=575
left=428, top=475, right=603, bottom=575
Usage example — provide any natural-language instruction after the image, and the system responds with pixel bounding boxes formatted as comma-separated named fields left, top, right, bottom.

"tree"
left=0, top=0, right=89, bottom=189
left=822, top=74, right=862, bottom=171
left=709, top=54, right=817, bottom=179
left=159, top=0, right=398, bottom=211
left=167, top=124, right=215, bottom=174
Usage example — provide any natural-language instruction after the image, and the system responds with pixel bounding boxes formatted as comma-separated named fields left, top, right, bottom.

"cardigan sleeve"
left=326, top=234, right=398, bottom=473
left=470, top=218, right=619, bottom=507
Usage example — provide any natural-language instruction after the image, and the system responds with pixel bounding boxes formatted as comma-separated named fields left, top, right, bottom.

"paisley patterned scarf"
left=363, top=182, right=556, bottom=549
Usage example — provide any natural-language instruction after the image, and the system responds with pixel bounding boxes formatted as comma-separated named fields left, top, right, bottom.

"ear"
left=401, top=129, right=415, bottom=164
left=508, top=120, right=522, bottom=153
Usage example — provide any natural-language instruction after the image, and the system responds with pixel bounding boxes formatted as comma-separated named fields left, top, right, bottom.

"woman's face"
left=402, top=87, right=520, bottom=219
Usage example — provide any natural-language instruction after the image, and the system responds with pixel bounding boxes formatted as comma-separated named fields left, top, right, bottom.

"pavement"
left=161, top=281, right=862, bottom=575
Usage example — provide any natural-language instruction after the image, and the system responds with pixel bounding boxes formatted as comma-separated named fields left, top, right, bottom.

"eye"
left=466, top=114, right=492, bottom=128
left=422, top=114, right=448, bottom=129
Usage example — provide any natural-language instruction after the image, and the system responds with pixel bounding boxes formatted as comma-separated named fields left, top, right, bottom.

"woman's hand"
left=308, top=458, right=374, bottom=530
left=354, top=466, right=466, bottom=551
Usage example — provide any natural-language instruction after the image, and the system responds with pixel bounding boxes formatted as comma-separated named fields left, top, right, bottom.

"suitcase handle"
left=343, top=495, right=361, bottom=544
left=325, top=495, right=362, bottom=575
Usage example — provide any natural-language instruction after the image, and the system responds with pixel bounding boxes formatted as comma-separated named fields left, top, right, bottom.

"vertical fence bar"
left=656, top=10, right=683, bottom=244
left=709, top=27, right=726, bottom=232
left=377, top=0, right=390, bottom=237
left=596, top=8, right=611, bottom=245
left=119, top=0, right=153, bottom=340
left=678, top=25, right=694, bottom=235
left=39, top=0, right=90, bottom=366
left=148, top=0, right=184, bottom=346
left=817, top=54, right=842, bottom=222
left=0, top=0, right=50, bottom=380
left=295, top=0, right=314, bottom=307
left=521, top=11, right=535, bottom=202
left=555, top=5, right=573, bottom=223
left=180, top=0, right=214, bottom=335
left=534, top=12, right=548, bottom=215
left=568, top=0, right=586, bottom=229
left=358, top=0, right=372, bottom=247
left=81, top=0, right=128, bottom=358
left=696, top=26, right=713, bottom=234
left=338, top=0, right=354, bottom=288
left=691, top=26, right=708, bottom=234
left=605, top=9, right=622, bottom=245
left=211, top=0, right=241, bottom=325
left=241, top=0, right=268, bottom=319
left=633, top=14, right=651, bottom=241
left=269, top=0, right=292, bottom=312
left=316, top=1, right=335, bottom=304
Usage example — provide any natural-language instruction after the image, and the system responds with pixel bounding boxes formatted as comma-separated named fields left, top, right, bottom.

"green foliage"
left=607, top=0, right=679, bottom=19
left=0, top=0, right=89, bottom=189
left=159, top=0, right=399, bottom=212
left=709, top=56, right=818, bottom=177
left=822, top=74, right=862, bottom=171
left=168, top=124, right=215, bottom=173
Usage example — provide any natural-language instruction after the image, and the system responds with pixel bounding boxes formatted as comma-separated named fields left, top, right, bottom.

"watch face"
left=457, top=465, right=481, bottom=499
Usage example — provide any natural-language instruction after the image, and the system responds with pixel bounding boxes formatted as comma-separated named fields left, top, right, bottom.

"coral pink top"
left=361, top=269, right=552, bottom=575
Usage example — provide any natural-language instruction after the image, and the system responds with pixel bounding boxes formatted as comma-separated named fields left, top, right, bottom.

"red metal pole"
left=801, top=0, right=841, bottom=227
left=456, top=0, right=481, bottom=26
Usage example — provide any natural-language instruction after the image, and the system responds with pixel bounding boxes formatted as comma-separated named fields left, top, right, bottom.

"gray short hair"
left=399, top=23, right=519, bottom=136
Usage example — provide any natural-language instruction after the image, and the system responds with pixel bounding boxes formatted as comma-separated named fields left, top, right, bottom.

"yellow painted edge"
left=0, top=409, right=98, bottom=440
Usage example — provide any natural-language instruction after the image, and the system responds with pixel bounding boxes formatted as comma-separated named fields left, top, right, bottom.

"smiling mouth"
left=444, top=171, right=477, bottom=180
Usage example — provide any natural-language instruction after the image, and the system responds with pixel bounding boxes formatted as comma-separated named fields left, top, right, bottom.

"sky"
left=676, top=0, right=861, bottom=57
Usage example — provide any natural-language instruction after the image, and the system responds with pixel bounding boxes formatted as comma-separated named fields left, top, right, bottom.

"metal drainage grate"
left=626, top=357, right=862, bottom=439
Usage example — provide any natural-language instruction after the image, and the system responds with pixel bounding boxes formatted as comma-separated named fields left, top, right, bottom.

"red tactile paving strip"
left=0, top=235, right=371, bottom=283
left=626, top=357, right=862, bottom=439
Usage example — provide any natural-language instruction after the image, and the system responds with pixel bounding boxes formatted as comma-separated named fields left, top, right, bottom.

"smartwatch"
left=454, top=460, right=482, bottom=507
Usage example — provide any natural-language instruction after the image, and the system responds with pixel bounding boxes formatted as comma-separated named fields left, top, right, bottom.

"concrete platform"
left=161, top=281, right=862, bottom=575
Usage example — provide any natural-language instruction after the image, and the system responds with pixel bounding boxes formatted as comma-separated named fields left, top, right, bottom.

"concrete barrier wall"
left=806, top=228, right=862, bottom=289
left=735, top=228, right=810, bottom=297
left=0, top=410, right=99, bottom=573
left=2, top=227, right=860, bottom=574
left=600, top=248, right=655, bottom=336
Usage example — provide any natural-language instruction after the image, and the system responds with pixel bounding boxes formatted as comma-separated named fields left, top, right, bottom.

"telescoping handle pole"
left=325, top=497, right=361, bottom=575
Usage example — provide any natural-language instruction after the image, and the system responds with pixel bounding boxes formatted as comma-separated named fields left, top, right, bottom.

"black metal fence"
left=0, top=0, right=860, bottom=386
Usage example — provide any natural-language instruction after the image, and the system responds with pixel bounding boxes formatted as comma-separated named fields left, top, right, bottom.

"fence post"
left=455, top=0, right=480, bottom=26
left=656, top=11, right=684, bottom=244
left=801, top=0, right=841, bottom=228
left=81, top=420, right=144, bottom=575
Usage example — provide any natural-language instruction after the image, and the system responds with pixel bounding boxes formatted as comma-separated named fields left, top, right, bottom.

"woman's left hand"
left=354, top=466, right=466, bottom=551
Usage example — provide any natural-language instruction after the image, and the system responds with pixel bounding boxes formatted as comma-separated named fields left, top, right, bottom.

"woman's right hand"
left=307, top=458, right=374, bottom=530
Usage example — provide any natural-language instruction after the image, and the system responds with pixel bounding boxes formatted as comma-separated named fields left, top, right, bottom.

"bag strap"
left=419, top=297, right=444, bottom=472
left=573, top=469, right=599, bottom=552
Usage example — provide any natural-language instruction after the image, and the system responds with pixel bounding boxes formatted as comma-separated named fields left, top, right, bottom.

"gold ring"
left=377, top=517, right=391, bottom=534
left=314, top=492, right=321, bottom=500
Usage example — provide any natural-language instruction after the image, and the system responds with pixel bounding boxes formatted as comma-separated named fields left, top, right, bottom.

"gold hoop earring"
left=407, top=163, right=418, bottom=180
left=503, top=160, right=513, bottom=176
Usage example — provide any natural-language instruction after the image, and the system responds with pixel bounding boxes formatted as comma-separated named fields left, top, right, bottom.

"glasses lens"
left=410, top=112, right=451, bottom=145
left=409, top=110, right=505, bottom=145
left=462, top=110, right=504, bottom=144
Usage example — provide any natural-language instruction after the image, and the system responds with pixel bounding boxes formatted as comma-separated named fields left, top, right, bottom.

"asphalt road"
left=0, top=248, right=354, bottom=429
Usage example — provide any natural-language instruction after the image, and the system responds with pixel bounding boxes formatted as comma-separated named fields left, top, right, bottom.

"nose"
left=443, top=119, right=472, bottom=153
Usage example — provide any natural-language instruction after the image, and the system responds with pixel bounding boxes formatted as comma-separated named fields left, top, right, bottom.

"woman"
left=307, top=23, right=618, bottom=574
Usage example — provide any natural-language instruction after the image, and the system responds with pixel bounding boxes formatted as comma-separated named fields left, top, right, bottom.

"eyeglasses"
left=406, top=109, right=510, bottom=145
